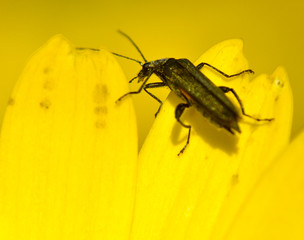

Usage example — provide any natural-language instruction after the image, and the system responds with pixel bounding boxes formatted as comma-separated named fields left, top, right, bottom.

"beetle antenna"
left=117, top=30, right=148, bottom=63
left=111, top=52, right=143, bottom=66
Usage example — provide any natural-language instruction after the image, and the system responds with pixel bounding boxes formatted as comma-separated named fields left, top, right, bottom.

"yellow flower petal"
left=130, top=40, right=293, bottom=239
left=210, top=66, right=292, bottom=240
left=223, top=129, right=304, bottom=240
left=0, top=35, right=137, bottom=239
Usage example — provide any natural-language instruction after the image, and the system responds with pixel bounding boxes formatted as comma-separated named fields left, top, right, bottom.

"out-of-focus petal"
left=223, top=129, right=304, bottom=240
left=0, top=35, right=137, bottom=239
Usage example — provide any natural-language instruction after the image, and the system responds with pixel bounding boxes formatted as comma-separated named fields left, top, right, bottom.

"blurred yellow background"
left=1, top=0, right=303, bottom=148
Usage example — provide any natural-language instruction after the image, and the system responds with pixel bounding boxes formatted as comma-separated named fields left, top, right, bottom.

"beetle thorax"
left=137, top=58, right=169, bottom=82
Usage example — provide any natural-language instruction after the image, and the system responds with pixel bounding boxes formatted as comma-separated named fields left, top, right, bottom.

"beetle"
left=113, top=31, right=273, bottom=155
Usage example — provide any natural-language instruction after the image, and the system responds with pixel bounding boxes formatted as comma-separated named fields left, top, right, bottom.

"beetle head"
left=137, top=63, right=154, bottom=82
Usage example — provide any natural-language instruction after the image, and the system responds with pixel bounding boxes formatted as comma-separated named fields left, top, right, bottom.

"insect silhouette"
left=113, top=31, right=274, bottom=155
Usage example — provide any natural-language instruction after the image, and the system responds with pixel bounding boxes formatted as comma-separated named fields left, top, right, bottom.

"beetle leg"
left=175, top=103, right=191, bottom=156
left=219, top=86, right=274, bottom=122
left=116, top=74, right=152, bottom=102
left=144, top=82, right=167, bottom=117
left=196, top=62, right=254, bottom=78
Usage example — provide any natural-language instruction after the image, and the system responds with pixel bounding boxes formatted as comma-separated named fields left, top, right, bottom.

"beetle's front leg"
left=116, top=74, right=152, bottom=103
left=175, top=103, right=191, bottom=156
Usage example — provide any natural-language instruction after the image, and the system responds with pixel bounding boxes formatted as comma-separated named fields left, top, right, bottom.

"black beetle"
left=113, top=31, right=273, bottom=155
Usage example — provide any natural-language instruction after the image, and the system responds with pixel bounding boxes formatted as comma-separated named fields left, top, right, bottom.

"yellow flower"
left=0, top=35, right=301, bottom=240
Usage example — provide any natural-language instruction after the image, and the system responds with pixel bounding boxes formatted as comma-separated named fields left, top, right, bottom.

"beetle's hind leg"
left=196, top=62, right=254, bottom=78
left=219, top=86, right=274, bottom=122
left=175, top=103, right=191, bottom=156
